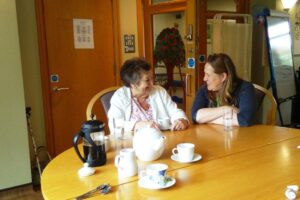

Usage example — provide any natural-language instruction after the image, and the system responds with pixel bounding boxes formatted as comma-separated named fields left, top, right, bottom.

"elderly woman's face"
left=131, top=71, right=153, bottom=97
left=203, top=63, right=227, bottom=91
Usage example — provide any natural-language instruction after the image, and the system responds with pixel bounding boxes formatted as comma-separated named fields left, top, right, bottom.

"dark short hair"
left=120, top=57, right=151, bottom=87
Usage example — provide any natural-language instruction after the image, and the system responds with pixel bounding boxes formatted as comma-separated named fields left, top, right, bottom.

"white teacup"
left=172, top=143, right=195, bottom=162
left=158, top=118, right=171, bottom=130
left=140, top=163, right=168, bottom=186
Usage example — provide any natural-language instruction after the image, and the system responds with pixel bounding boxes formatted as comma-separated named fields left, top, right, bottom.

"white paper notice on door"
left=73, top=19, right=94, bottom=49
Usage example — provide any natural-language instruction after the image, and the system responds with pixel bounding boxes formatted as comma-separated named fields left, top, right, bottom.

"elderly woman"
left=191, top=53, right=256, bottom=126
left=108, top=57, right=189, bottom=132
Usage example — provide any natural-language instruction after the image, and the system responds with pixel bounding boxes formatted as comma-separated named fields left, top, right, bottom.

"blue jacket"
left=191, top=81, right=256, bottom=126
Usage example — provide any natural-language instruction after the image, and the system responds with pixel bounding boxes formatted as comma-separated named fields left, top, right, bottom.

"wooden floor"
left=0, top=184, right=43, bottom=200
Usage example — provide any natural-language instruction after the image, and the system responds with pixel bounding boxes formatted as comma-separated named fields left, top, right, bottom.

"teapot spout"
left=153, top=136, right=166, bottom=151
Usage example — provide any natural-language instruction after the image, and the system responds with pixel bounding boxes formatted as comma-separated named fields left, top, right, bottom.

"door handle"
left=185, top=24, right=193, bottom=41
left=52, top=86, right=70, bottom=92
left=185, top=74, right=191, bottom=96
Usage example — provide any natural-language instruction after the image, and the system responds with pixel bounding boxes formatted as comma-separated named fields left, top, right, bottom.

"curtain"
left=212, top=15, right=252, bottom=81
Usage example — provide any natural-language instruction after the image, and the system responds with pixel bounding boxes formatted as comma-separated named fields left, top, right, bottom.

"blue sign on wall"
left=199, top=55, right=205, bottom=63
left=187, top=58, right=195, bottom=68
left=51, top=74, right=59, bottom=83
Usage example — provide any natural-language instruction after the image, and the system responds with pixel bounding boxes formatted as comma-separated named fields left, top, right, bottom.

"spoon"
left=75, top=183, right=111, bottom=200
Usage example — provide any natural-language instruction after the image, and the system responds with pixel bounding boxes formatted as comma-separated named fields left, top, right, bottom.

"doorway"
left=142, top=0, right=197, bottom=119
left=152, top=11, right=187, bottom=109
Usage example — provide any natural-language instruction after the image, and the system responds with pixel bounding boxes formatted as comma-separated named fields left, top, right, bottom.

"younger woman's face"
left=131, top=71, right=153, bottom=97
left=203, top=63, right=227, bottom=91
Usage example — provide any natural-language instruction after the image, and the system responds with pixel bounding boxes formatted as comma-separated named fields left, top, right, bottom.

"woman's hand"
left=223, top=105, right=239, bottom=114
left=171, top=119, right=189, bottom=131
left=232, top=106, right=240, bottom=114
left=134, top=121, right=160, bottom=131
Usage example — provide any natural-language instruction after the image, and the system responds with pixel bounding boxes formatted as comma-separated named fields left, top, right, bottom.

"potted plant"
left=153, top=26, right=186, bottom=104
left=154, top=27, right=185, bottom=90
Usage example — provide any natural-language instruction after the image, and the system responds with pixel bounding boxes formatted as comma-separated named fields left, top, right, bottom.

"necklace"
left=137, top=97, right=150, bottom=110
left=132, top=96, right=151, bottom=121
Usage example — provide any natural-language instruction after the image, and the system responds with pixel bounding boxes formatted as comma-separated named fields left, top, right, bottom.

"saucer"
left=171, top=153, right=202, bottom=163
left=138, top=176, right=176, bottom=190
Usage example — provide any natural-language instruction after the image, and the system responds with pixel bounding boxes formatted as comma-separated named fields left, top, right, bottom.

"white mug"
left=158, top=118, right=171, bottom=130
left=139, top=163, right=168, bottom=186
left=114, top=148, right=138, bottom=177
left=172, top=143, right=195, bottom=162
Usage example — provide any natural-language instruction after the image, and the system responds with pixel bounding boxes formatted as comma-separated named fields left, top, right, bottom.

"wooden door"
left=142, top=0, right=197, bottom=120
left=36, top=0, right=119, bottom=156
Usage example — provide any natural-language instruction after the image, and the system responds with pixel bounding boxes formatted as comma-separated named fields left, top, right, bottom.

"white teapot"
left=132, top=127, right=166, bottom=161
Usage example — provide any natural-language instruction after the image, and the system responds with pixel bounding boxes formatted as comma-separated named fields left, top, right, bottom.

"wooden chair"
left=86, top=86, right=119, bottom=120
left=253, top=84, right=277, bottom=125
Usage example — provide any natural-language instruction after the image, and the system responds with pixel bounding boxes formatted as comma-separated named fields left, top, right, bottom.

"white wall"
left=16, top=0, right=46, bottom=156
left=287, top=1, right=300, bottom=69
left=153, top=12, right=186, bottom=45
left=207, top=0, right=236, bottom=12
left=0, top=0, right=31, bottom=189
left=119, top=0, right=139, bottom=62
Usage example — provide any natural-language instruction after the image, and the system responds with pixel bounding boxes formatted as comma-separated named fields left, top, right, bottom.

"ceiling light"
left=281, top=0, right=297, bottom=10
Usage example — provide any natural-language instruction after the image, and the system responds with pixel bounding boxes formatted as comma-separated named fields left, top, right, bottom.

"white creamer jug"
left=114, top=148, right=138, bottom=177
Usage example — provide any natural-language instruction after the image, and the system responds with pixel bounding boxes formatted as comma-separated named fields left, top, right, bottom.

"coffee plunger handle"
left=73, top=131, right=86, bottom=163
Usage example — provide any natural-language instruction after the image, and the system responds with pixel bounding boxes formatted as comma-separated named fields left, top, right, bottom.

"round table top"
left=41, top=124, right=300, bottom=199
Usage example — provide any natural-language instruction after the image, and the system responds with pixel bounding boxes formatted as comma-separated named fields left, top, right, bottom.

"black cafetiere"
left=73, top=119, right=106, bottom=167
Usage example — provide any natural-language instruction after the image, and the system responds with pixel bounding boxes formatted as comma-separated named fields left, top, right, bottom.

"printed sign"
left=73, top=19, right=94, bottom=49
left=124, top=34, right=135, bottom=53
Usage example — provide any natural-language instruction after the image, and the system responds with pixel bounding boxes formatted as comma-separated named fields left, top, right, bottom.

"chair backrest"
left=86, top=86, right=119, bottom=120
left=253, top=84, right=277, bottom=125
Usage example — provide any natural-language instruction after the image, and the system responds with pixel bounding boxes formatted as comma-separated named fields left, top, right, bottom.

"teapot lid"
left=81, top=119, right=104, bottom=132
left=78, top=163, right=95, bottom=177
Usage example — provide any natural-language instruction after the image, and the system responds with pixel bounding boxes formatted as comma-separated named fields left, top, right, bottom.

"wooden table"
left=41, top=124, right=300, bottom=199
